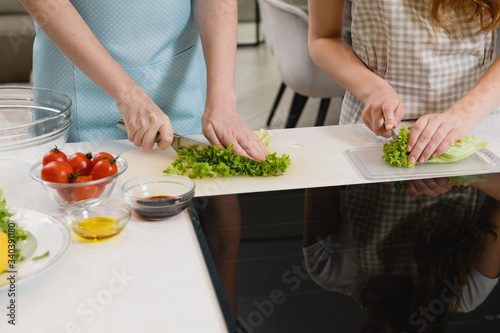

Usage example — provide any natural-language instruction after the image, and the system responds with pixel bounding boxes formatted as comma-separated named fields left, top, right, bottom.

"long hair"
left=430, top=0, right=500, bottom=34
left=410, top=207, right=498, bottom=332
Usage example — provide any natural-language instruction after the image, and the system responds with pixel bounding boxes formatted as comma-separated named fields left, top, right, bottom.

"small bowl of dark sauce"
left=121, top=174, right=195, bottom=220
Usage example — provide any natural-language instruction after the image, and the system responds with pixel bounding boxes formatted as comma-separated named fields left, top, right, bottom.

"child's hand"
left=361, top=85, right=405, bottom=137
left=405, top=178, right=453, bottom=197
left=406, top=111, right=472, bottom=164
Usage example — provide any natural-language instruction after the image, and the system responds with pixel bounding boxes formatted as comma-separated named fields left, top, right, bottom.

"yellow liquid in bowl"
left=73, top=216, right=124, bottom=241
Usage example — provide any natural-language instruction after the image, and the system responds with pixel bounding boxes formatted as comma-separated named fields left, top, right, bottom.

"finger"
left=407, top=117, right=428, bottom=154
left=423, top=178, right=452, bottom=197
left=431, top=132, right=456, bottom=158
left=216, top=131, right=253, bottom=159
left=393, top=102, right=405, bottom=128
left=141, top=127, right=160, bottom=151
left=365, top=108, right=389, bottom=137
left=435, top=177, right=451, bottom=188
left=406, top=180, right=418, bottom=197
left=409, top=120, right=441, bottom=164
left=227, top=141, right=252, bottom=159
left=417, top=125, right=451, bottom=163
left=376, top=115, right=390, bottom=137
left=412, top=179, right=436, bottom=197
left=382, top=101, right=399, bottom=131
left=133, top=128, right=145, bottom=149
left=124, top=120, right=138, bottom=143
left=203, top=124, right=224, bottom=148
left=423, top=178, right=443, bottom=197
left=240, top=133, right=267, bottom=162
left=157, top=121, right=174, bottom=150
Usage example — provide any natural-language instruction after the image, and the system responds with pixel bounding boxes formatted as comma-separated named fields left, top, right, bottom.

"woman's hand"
left=202, top=101, right=268, bottom=162
left=361, top=84, right=406, bottom=136
left=116, top=87, right=174, bottom=151
left=406, top=111, right=473, bottom=164
left=405, top=178, right=453, bottom=197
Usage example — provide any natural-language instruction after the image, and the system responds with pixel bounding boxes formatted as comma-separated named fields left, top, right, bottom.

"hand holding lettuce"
left=382, top=127, right=488, bottom=167
left=164, top=129, right=291, bottom=179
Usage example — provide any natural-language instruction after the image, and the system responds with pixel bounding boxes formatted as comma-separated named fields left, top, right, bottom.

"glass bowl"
left=121, top=174, right=195, bottom=220
left=0, top=86, right=72, bottom=161
left=0, top=87, right=72, bottom=191
left=30, top=156, right=128, bottom=209
left=64, top=198, right=132, bottom=241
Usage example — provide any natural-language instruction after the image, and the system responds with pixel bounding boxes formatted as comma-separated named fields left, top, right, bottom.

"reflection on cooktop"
left=195, top=173, right=500, bottom=333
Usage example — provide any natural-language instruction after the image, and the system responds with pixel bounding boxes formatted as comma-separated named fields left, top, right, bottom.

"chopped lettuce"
left=382, top=127, right=415, bottom=167
left=256, top=128, right=273, bottom=149
left=382, top=126, right=488, bottom=167
left=447, top=174, right=485, bottom=187
left=164, top=129, right=291, bottom=179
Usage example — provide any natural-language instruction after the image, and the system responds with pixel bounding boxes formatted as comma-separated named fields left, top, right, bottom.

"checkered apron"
left=343, top=183, right=479, bottom=276
left=340, top=0, right=498, bottom=124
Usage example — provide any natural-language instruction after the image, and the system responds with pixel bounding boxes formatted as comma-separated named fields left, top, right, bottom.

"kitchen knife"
left=383, top=117, right=403, bottom=150
left=387, top=128, right=403, bottom=149
left=116, top=119, right=209, bottom=151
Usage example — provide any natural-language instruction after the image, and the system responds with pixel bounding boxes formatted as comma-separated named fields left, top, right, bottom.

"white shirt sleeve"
left=458, top=268, right=499, bottom=313
left=302, top=219, right=365, bottom=297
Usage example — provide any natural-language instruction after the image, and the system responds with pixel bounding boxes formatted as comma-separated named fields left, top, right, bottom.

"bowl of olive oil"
left=64, top=197, right=131, bottom=241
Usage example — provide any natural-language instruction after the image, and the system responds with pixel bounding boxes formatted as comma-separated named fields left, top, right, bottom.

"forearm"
left=308, top=0, right=388, bottom=104
left=195, top=0, right=238, bottom=107
left=447, top=57, right=500, bottom=125
left=19, top=0, right=136, bottom=102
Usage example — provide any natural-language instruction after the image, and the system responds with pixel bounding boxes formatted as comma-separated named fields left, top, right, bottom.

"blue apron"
left=33, top=0, right=207, bottom=142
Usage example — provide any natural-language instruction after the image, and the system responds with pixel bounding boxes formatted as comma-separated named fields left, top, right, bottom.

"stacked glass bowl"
left=0, top=87, right=72, bottom=190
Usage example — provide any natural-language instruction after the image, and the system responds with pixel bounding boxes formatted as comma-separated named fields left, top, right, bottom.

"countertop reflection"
left=195, top=173, right=500, bottom=333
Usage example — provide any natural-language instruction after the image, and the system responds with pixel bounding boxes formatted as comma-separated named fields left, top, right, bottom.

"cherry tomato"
left=70, top=175, right=98, bottom=201
left=57, top=187, right=74, bottom=203
left=94, top=184, right=106, bottom=198
left=92, top=158, right=118, bottom=185
left=92, top=152, right=114, bottom=168
left=68, top=152, right=93, bottom=175
left=41, top=161, right=73, bottom=183
left=43, top=147, right=68, bottom=166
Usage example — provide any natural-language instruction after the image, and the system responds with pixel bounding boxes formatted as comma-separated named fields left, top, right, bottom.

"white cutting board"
left=117, top=137, right=341, bottom=197
left=345, top=147, right=500, bottom=181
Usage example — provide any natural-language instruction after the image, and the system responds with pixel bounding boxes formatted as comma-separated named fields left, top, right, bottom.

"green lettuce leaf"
left=382, top=127, right=415, bottom=167
left=425, top=135, right=488, bottom=164
left=382, top=127, right=488, bottom=167
left=256, top=128, right=273, bottom=149
left=164, top=130, right=291, bottom=179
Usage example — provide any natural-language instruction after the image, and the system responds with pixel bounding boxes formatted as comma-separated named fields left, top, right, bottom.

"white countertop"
left=118, top=115, right=500, bottom=197
left=1, top=116, right=499, bottom=332
left=0, top=139, right=228, bottom=333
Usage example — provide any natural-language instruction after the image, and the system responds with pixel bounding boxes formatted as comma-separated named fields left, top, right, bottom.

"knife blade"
left=387, top=128, right=403, bottom=149
left=116, top=119, right=209, bottom=151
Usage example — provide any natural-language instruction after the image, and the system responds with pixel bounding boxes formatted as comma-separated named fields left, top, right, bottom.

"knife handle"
left=116, top=119, right=162, bottom=142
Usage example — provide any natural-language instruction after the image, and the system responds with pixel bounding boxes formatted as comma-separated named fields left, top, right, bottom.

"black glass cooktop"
left=193, top=172, right=500, bottom=333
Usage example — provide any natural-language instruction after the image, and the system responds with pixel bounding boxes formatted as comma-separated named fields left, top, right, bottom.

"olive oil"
left=73, top=216, right=123, bottom=241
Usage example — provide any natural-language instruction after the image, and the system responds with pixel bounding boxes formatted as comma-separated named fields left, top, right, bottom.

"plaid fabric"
left=343, top=183, right=479, bottom=276
left=340, top=0, right=499, bottom=125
